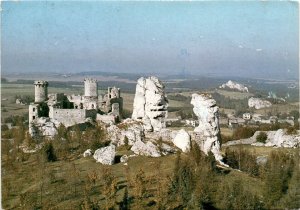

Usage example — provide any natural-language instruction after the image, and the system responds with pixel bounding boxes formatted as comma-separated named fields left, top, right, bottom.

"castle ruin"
left=29, top=79, right=123, bottom=136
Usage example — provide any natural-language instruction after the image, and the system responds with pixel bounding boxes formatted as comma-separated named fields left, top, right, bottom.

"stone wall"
left=49, top=107, right=97, bottom=127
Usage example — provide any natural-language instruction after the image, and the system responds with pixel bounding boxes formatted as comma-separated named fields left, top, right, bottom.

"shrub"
left=286, top=126, right=297, bottom=135
left=224, top=148, right=259, bottom=176
left=256, top=131, right=268, bottom=143
left=232, top=127, right=256, bottom=140
left=42, top=141, right=57, bottom=162
left=220, top=134, right=232, bottom=144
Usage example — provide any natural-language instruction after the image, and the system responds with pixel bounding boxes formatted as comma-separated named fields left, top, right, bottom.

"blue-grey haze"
left=2, top=1, right=299, bottom=79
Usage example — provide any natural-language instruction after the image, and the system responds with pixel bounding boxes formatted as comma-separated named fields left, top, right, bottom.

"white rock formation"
left=107, top=119, right=144, bottom=146
left=264, top=129, right=300, bottom=148
left=219, top=80, right=249, bottom=92
left=93, top=145, right=116, bottom=165
left=248, top=97, right=272, bottom=109
left=172, top=129, right=191, bottom=152
left=223, top=130, right=300, bottom=148
left=131, top=140, right=161, bottom=157
left=83, top=149, right=93, bottom=157
left=191, top=93, right=224, bottom=163
left=29, top=117, right=60, bottom=138
left=132, top=76, right=168, bottom=132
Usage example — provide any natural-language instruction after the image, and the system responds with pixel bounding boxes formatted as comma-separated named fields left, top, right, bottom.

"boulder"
left=93, top=145, right=116, bottom=165
left=131, top=140, right=161, bottom=157
left=172, top=129, right=191, bottom=152
left=256, top=156, right=268, bottom=165
left=248, top=97, right=272, bottom=109
left=120, top=155, right=129, bottom=163
left=83, top=149, right=93, bottom=157
left=132, top=76, right=168, bottom=132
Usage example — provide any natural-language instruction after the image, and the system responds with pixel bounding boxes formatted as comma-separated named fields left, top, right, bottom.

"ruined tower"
left=34, top=80, right=48, bottom=103
left=83, top=78, right=98, bottom=109
left=84, top=78, right=98, bottom=97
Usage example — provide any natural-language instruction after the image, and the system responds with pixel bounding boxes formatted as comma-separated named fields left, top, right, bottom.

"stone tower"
left=84, top=78, right=98, bottom=97
left=34, top=80, right=48, bottom=103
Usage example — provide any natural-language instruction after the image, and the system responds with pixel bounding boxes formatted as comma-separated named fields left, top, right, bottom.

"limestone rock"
left=93, top=145, right=116, bottom=165
left=120, top=155, right=129, bottom=163
left=191, top=93, right=224, bottom=163
left=131, top=140, right=161, bottom=157
left=29, top=117, right=59, bottom=138
left=219, top=80, right=249, bottom=92
left=172, top=129, right=191, bottom=152
left=248, top=97, right=272, bottom=109
left=83, top=149, right=93, bottom=157
left=265, top=129, right=300, bottom=148
left=160, top=143, right=177, bottom=155
left=256, top=156, right=268, bottom=165
left=107, top=119, right=144, bottom=146
left=132, top=76, right=168, bottom=132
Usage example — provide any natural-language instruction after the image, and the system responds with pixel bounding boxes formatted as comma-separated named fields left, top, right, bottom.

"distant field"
left=1, top=83, right=190, bottom=121
left=213, top=89, right=254, bottom=99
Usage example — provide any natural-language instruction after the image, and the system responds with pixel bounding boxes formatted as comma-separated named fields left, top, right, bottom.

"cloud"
left=256, top=48, right=263, bottom=52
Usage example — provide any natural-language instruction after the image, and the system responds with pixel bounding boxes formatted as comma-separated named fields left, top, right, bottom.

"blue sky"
left=2, top=1, right=299, bottom=79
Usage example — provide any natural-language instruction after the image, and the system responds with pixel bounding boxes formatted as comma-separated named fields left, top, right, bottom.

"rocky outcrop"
left=132, top=76, right=168, bottom=132
left=172, top=129, right=191, bottom=152
left=93, top=145, right=116, bottom=165
left=264, top=129, right=300, bottom=148
left=107, top=119, right=144, bottom=146
left=248, top=97, right=272, bottom=109
left=83, top=149, right=93, bottom=157
left=29, top=117, right=60, bottom=138
left=191, top=93, right=224, bottom=163
left=219, top=80, right=249, bottom=92
left=131, top=140, right=161, bottom=157
left=223, top=129, right=300, bottom=148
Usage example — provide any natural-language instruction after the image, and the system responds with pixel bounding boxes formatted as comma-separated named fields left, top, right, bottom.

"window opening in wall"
left=33, top=116, right=35, bottom=120
left=33, top=108, right=35, bottom=112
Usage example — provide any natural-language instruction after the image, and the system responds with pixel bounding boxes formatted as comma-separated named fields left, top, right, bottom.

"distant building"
left=242, top=113, right=251, bottom=120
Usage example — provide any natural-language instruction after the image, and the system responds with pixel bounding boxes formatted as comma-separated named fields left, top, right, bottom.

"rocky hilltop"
left=219, top=80, right=249, bottom=92
left=248, top=97, right=272, bottom=109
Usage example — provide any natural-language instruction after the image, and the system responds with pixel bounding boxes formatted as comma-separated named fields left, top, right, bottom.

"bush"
left=232, top=127, right=256, bottom=140
left=256, top=131, right=268, bottom=143
left=42, top=141, right=57, bottom=162
left=224, top=148, right=259, bottom=176
left=220, top=134, right=232, bottom=144
left=286, top=126, right=297, bottom=135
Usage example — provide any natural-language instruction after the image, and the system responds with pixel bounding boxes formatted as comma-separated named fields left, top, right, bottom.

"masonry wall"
left=50, top=108, right=87, bottom=127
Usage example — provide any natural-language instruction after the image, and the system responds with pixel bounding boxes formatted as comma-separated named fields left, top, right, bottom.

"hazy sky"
left=2, top=1, right=299, bottom=79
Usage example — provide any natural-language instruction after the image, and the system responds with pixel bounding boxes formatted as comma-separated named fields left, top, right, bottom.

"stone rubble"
left=131, top=140, right=161, bottom=157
